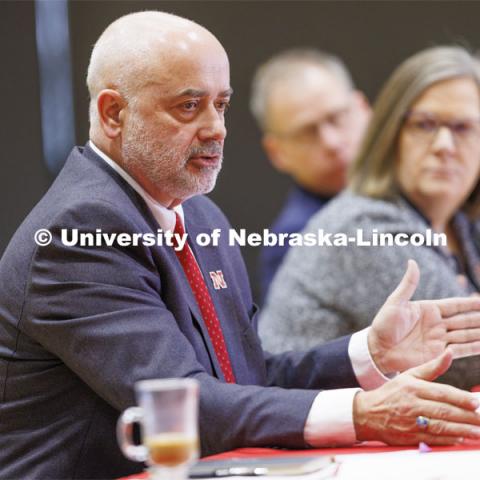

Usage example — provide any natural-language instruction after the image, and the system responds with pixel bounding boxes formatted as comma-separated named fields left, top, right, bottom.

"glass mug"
left=117, top=378, right=199, bottom=480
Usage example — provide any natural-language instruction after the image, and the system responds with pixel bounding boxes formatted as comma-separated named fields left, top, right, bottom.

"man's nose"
left=198, top=105, right=227, bottom=142
left=431, top=126, right=457, bottom=156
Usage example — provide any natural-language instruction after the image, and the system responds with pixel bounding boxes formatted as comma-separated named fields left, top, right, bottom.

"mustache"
left=188, top=142, right=223, bottom=157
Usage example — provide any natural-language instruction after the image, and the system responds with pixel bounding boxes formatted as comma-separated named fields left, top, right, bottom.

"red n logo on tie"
left=209, top=270, right=227, bottom=290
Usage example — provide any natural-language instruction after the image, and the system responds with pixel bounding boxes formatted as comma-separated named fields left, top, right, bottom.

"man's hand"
left=353, top=350, right=480, bottom=445
left=368, top=259, right=480, bottom=374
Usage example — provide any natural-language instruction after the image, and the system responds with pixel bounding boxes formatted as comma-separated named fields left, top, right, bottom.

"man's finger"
left=411, top=379, right=480, bottom=411
left=412, top=434, right=463, bottom=446
left=444, top=312, right=480, bottom=330
left=408, top=349, right=453, bottom=382
left=433, top=297, right=480, bottom=317
left=417, top=417, right=480, bottom=439
left=387, top=432, right=463, bottom=446
left=449, top=341, right=480, bottom=359
left=413, top=397, right=480, bottom=423
left=446, top=328, right=480, bottom=344
left=386, top=259, right=420, bottom=305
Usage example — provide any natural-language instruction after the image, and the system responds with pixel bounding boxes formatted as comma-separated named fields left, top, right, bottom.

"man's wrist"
left=350, top=329, right=391, bottom=390
left=352, top=390, right=372, bottom=442
left=367, top=329, right=389, bottom=374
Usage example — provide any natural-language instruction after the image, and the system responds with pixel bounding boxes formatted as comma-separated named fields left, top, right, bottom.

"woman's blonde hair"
left=350, top=45, right=480, bottom=217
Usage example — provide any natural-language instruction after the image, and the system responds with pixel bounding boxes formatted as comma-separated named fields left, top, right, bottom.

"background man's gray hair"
left=250, top=48, right=354, bottom=132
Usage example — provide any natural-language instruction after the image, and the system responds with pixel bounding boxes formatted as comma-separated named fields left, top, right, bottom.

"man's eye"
left=328, top=109, right=348, bottom=127
left=182, top=101, right=199, bottom=111
left=301, top=124, right=318, bottom=138
left=451, top=121, right=472, bottom=135
left=217, top=101, right=230, bottom=112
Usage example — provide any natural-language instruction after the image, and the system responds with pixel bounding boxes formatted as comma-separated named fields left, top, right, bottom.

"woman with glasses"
left=259, top=45, right=480, bottom=389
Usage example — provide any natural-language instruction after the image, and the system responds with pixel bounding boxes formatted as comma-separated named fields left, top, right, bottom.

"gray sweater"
left=259, top=190, right=480, bottom=389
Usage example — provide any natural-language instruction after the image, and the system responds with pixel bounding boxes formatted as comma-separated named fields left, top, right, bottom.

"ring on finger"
left=416, top=415, right=430, bottom=431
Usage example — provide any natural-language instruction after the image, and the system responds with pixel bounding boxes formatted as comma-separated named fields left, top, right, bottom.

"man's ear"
left=96, top=89, right=127, bottom=139
left=262, top=134, right=292, bottom=174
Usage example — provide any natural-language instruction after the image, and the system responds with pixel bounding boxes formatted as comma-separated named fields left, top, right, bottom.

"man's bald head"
left=86, top=11, right=231, bottom=207
left=87, top=11, right=226, bottom=130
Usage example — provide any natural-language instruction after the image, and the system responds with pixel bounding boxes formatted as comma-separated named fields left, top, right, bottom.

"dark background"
left=3, top=0, right=480, bottom=301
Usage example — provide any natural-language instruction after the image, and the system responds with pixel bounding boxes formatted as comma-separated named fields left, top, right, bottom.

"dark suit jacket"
left=0, top=145, right=358, bottom=479
left=259, top=186, right=331, bottom=303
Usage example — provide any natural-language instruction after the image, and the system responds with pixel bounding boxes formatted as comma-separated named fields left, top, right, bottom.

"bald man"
left=250, top=50, right=370, bottom=300
left=3, top=11, right=480, bottom=480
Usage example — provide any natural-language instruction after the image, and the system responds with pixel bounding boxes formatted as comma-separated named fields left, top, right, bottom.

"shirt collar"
left=89, top=141, right=183, bottom=232
left=294, top=183, right=333, bottom=203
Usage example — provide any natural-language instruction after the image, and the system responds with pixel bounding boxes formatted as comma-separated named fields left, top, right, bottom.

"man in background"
left=250, top=49, right=370, bottom=300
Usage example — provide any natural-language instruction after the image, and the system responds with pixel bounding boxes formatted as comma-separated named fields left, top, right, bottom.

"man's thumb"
left=386, top=259, right=420, bottom=305
left=409, top=349, right=453, bottom=382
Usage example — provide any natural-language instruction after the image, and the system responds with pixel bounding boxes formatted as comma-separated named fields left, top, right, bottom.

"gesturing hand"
left=353, top=350, right=480, bottom=446
left=368, top=259, right=480, bottom=374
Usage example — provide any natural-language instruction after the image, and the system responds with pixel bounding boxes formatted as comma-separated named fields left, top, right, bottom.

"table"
left=119, top=440, right=480, bottom=479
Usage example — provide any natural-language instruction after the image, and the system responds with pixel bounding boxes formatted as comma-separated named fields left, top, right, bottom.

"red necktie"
left=173, top=213, right=236, bottom=383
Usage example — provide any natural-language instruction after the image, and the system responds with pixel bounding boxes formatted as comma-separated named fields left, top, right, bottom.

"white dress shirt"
left=90, top=141, right=390, bottom=446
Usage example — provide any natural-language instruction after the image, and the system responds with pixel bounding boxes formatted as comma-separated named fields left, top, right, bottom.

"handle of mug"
left=117, top=407, right=148, bottom=462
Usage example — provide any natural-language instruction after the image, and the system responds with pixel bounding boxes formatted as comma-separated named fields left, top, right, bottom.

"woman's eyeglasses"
left=404, top=111, right=480, bottom=148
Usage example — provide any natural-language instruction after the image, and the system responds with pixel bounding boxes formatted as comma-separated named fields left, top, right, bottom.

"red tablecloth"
left=119, top=440, right=480, bottom=479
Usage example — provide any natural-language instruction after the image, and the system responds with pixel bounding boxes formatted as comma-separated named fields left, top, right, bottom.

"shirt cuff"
left=304, top=389, right=361, bottom=447
left=349, top=327, right=392, bottom=390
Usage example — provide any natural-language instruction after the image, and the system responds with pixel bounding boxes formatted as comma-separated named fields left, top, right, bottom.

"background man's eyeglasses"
left=272, top=104, right=354, bottom=144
